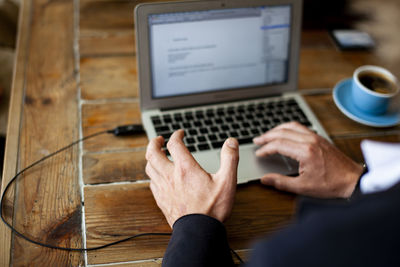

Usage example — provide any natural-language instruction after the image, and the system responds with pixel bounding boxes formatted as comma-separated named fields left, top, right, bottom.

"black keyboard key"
left=182, top=122, right=191, bottom=128
left=238, top=137, right=253, bottom=145
left=255, top=112, right=264, bottom=118
left=301, top=120, right=312, bottom=127
left=208, top=134, right=217, bottom=141
left=204, top=119, right=212, bottom=125
left=273, top=118, right=281, bottom=123
left=235, top=115, right=244, bottom=121
left=214, top=118, right=223, bottom=124
left=161, top=132, right=172, bottom=139
left=229, top=131, right=239, bottom=137
left=174, top=116, right=183, bottom=122
left=198, top=143, right=210, bottom=151
left=200, top=128, right=208, bottom=134
left=211, top=141, right=224, bottom=149
left=197, top=136, right=207, bottom=143
left=206, top=109, right=215, bottom=117
left=232, top=123, right=240, bottom=129
left=240, top=130, right=250, bottom=136
left=221, top=125, right=230, bottom=131
left=261, top=127, right=269, bottom=132
left=151, top=118, right=162, bottom=125
left=219, top=133, right=228, bottom=139
left=225, top=117, right=234, bottom=123
left=217, top=109, right=225, bottom=116
left=187, top=145, right=197, bottom=152
left=196, top=113, right=204, bottom=119
left=155, top=125, right=170, bottom=133
left=210, top=126, right=219, bottom=132
left=227, top=107, right=235, bottom=114
left=188, top=129, right=198, bottom=136
left=164, top=117, right=172, bottom=123
left=242, top=122, right=250, bottom=128
left=252, top=121, right=261, bottom=127
left=245, top=114, right=254, bottom=120
left=251, top=128, right=260, bottom=135
left=193, top=121, right=202, bottom=127
left=185, top=137, right=195, bottom=144
left=172, top=124, right=180, bottom=130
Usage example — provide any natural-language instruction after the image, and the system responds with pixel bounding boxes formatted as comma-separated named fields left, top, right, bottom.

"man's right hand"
left=253, top=122, right=364, bottom=199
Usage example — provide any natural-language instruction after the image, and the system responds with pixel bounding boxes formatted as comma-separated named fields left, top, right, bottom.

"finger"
left=253, top=128, right=315, bottom=145
left=216, top=138, right=239, bottom=183
left=255, top=138, right=307, bottom=162
left=146, top=136, right=173, bottom=172
left=145, top=162, right=164, bottom=184
left=167, top=130, right=198, bottom=167
left=254, top=121, right=312, bottom=144
left=260, top=173, right=303, bottom=194
left=272, top=121, right=311, bottom=134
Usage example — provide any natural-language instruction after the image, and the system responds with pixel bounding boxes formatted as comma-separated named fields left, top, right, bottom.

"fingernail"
left=253, top=136, right=261, bottom=143
left=226, top=138, right=238, bottom=149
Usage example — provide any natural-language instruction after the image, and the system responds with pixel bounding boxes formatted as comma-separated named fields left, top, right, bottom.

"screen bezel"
left=135, top=0, right=303, bottom=111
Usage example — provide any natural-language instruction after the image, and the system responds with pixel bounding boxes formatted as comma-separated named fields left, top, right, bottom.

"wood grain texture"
left=80, top=56, right=138, bottom=100
left=84, top=181, right=295, bottom=265
left=9, top=0, right=84, bottom=265
left=0, top=0, right=32, bottom=265
left=304, top=94, right=400, bottom=137
left=81, top=101, right=148, bottom=152
left=83, top=149, right=147, bottom=185
left=84, top=182, right=170, bottom=264
left=79, top=0, right=180, bottom=56
left=299, top=48, right=381, bottom=90
left=334, top=134, right=400, bottom=164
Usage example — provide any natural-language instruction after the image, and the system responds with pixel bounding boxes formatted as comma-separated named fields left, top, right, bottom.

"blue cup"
left=352, top=65, right=399, bottom=115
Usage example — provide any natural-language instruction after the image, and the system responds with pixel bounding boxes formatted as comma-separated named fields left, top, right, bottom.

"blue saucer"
left=333, top=79, right=400, bottom=127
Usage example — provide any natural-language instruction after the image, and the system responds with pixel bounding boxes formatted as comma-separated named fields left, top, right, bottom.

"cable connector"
left=108, top=124, right=145, bottom=136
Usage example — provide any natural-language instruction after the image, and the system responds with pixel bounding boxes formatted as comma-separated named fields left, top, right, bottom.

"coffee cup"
left=351, top=65, right=399, bottom=115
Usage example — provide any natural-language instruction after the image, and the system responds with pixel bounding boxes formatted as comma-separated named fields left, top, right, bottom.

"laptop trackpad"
left=237, top=146, right=298, bottom=184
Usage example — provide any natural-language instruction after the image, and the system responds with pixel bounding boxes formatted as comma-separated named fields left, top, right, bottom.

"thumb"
left=216, top=138, right=239, bottom=182
left=261, top=173, right=300, bottom=194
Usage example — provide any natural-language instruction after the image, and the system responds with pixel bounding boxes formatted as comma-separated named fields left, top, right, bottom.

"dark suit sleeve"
left=162, top=214, right=234, bottom=267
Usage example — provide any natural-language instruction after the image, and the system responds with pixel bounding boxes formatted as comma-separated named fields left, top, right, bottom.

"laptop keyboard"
left=150, top=98, right=311, bottom=154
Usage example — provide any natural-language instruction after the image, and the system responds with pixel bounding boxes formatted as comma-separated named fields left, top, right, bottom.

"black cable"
left=0, top=124, right=244, bottom=264
left=0, top=125, right=171, bottom=251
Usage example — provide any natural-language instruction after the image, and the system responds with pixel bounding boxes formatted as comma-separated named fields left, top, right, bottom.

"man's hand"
left=253, top=122, right=363, bottom=199
left=145, top=130, right=239, bottom=228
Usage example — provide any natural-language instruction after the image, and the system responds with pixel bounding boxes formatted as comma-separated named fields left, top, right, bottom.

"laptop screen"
left=148, top=5, right=292, bottom=99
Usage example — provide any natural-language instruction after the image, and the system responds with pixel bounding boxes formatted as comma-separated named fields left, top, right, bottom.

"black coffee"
left=358, top=71, right=397, bottom=94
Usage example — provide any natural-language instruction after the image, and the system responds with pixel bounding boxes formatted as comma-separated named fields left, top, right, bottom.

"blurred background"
left=0, top=0, right=19, bottom=176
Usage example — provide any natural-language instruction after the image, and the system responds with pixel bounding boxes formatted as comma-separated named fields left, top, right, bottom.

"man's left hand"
left=145, top=130, right=239, bottom=228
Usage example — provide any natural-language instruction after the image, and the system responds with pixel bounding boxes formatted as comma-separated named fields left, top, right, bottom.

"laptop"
left=135, top=0, right=330, bottom=184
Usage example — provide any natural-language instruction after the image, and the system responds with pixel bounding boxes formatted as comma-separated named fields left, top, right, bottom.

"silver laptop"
left=135, top=0, right=330, bottom=184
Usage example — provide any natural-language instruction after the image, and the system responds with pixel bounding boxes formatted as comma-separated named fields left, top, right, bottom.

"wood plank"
left=79, top=0, right=171, bottom=56
left=303, top=94, right=400, bottom=137
left=80, top=56, right=138, bottom=100
left=9, top=0, right=84, bottom=265
left=84, top=182, right=170, bottom=265
left=84, top=181, right=295, bottom=264
left=80, top=30, right=135, bottom=57
left=83, top=150, right=147, bottom=185
left=299, top=48, right=381, bottom=90
left=81, top=102, right=148, bottom=153
left=333, top=134, right=400, bottom=164
left=0, top=0, right=32, bottom=265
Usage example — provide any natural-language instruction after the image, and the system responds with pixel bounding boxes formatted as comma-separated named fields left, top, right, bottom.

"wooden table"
left=1, top=0, right=400, bottom=265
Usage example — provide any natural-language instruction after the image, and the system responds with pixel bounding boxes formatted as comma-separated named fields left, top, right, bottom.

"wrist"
left=343, top=163, right=366, bottom=198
